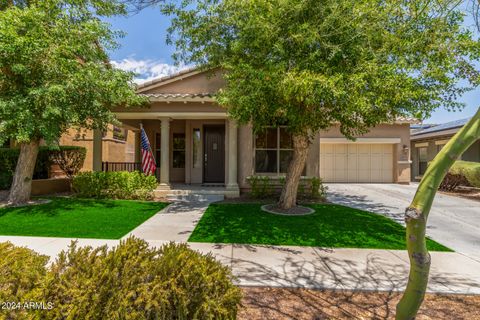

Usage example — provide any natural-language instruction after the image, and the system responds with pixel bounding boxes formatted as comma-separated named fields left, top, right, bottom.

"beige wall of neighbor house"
left=411, top=134, right=480, bottom=180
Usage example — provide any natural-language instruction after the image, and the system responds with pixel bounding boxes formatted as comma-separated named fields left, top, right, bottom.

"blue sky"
left=106, top=6, right=480, bottom=124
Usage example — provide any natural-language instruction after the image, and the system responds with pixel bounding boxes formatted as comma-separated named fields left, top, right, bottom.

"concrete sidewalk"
left=1, top=195, right=480, bottom=295
left=1, top=234, right=479, bottom=295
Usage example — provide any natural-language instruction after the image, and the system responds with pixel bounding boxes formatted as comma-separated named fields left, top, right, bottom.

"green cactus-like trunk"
left=396, top=108, right=480, bottom=320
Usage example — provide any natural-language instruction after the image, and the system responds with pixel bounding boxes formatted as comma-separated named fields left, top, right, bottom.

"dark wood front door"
left=203, top=125, right=225, bottom=183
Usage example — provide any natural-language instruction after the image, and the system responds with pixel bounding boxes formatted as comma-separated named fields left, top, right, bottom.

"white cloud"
left=111, top=58, right=189, bottom=84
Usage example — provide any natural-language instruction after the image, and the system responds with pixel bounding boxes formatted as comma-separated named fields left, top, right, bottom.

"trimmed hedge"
left=72, top=171, right=158, bottom=200
left=0, top=146, right=86, bottom=190
left=440, top=160, right=480, bottom=191
left=0, top=238, right=242, bottom=319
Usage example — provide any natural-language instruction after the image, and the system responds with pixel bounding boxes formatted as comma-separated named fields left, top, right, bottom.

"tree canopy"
left=0, top=0, right=146, bottom=146
left=0, top=0, right=147, bottom=204
left=163, top=0, right=480, bottom=138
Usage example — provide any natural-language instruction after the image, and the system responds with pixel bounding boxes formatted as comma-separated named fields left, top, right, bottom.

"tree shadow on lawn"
left=327, top=191, right=405, bottom=225
left=189, top=203, right=449, bottom=251
left=232, top=249, right=480, bottom=319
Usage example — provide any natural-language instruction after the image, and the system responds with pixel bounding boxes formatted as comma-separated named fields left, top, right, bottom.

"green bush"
left=49, top=146, right=87, bottom=180
left=440, top=160, right=480, bottom=190
left=0, top=242, right=50, bottom=319
left=247, top=176, right=327, bottom=200
left=72, top=171, right=158, bottom=200
left=0, top=238, right=241, bottom=320
left=0, top=146, right=86, bottom=190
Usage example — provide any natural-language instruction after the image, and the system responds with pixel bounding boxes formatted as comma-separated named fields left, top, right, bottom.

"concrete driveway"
left=326, top=184, right=480, bottom=262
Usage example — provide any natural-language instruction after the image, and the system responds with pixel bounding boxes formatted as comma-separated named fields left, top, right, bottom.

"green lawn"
left=188, top=203, right=450, bottom=251
left=0, top=198, right=168, bottom=239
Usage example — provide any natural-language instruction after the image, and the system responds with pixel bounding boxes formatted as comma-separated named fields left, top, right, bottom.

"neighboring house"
left=410, top=117, right=480, bottom=181
left=410, top=123, right=437, bottom=134
left=1, top=125, right=136, bottom=174
left=92, top=68, right=416, bottom=196
left=58, top=125, right=136, bottom=172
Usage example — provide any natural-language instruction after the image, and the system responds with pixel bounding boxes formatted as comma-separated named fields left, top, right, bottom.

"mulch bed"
left=261, top=204, right=314, bottom=215
left=239, top=287, right=480, bottom=320
left=440, top=187, right=480, bottom=202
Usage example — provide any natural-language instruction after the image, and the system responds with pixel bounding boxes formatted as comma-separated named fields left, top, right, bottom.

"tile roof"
left=412, top=117, right=470, bottom=136
left=139, top=93, right=214, bottom=101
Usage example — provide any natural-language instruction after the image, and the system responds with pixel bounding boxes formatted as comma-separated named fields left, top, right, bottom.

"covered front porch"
left=90, top=116, right=240, bottom=197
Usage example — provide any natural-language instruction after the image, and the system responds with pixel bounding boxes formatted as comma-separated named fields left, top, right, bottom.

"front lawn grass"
left=0, top=197, right=168, bottom=239
left=188, top=203, right=450, bottom=251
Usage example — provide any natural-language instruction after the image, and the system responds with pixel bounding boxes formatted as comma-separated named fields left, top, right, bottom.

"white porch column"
left=92, top=129, right=103, bottom=172
left=226, top=119, right=239, bottom=190
left=159, top=118, right=170, bottom=186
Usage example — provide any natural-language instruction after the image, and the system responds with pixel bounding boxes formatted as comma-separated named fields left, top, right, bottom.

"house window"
left=436, top=144, right=445, bottom=154
left=113, top=126, right=126, bottom=141
left=192, top=128, right=201, bottom=168
left=418, top=147, right=428, bottom=175
left=155, top=133, right=161, bottom=166
left=173, top=133, right=185, bottom=168
left=255, top=127, right=294, bottom=174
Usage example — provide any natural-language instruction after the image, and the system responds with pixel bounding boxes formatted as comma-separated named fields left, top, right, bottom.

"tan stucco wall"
left=31, top=178, right=70, bottom=195
left=141, top=70, right=225, bottom=94
left=237, top=123, right=411, bottom=189
left=58, top=125, right=136, bottom=172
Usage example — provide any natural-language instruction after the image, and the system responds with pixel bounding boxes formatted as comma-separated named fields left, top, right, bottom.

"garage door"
left=320, top=144, right=394, bottom=183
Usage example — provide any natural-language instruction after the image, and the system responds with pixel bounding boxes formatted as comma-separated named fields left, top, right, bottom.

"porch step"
left=165, top=194, right=225, bottom=202
left=154, top=186, right=239, bottom=201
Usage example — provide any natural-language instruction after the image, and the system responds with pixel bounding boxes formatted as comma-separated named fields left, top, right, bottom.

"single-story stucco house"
left=79, top=68, right=415, bottom=197
left=411, top=117, right=480, bottom=181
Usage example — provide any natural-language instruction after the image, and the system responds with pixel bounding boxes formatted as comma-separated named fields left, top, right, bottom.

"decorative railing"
left=102, top=162, right=162, bottom=181
left=101, top=162, right=142, bottom=172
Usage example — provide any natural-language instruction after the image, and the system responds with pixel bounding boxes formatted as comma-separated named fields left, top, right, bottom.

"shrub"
left=72, top=171, right=158, bottom=200
left=247, top=175, right=273, bottom=199
left=309, top=177, right=328, bottom=200
left=439, top=161, right=480, bottom=191
left=41, top=238, right=241, bottom=319
left=247, top=176, right=327, bottom=201
left=0, top=242, right=49, bottom=319
left=0, top=146, right=85, bottom=190
left=49, top=146, right=86, bottom=180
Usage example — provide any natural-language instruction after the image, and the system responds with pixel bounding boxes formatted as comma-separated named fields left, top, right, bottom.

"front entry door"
left=203, top=125, right=225, bottom=183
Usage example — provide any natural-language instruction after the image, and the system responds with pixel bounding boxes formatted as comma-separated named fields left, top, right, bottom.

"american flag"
left=140, top=127, right=156, bottom=175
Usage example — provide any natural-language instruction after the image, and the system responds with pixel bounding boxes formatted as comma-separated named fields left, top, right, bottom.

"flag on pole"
left=140, top=126, right=156, bottom=176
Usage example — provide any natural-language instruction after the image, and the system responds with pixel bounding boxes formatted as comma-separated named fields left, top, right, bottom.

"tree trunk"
left=7, top=140, right=40, bottom=205
left=396, top=108, right=480, bottom=320
left=278, top=134, right=311, bottom=209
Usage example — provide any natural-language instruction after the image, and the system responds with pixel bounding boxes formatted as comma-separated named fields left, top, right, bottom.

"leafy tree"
left=161, top=0, right=479, bottom=209
left=0, top=0, right=146, bottom=205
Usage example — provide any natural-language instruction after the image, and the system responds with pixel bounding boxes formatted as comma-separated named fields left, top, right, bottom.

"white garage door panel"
left=320, top=144, right=394, bottom=183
